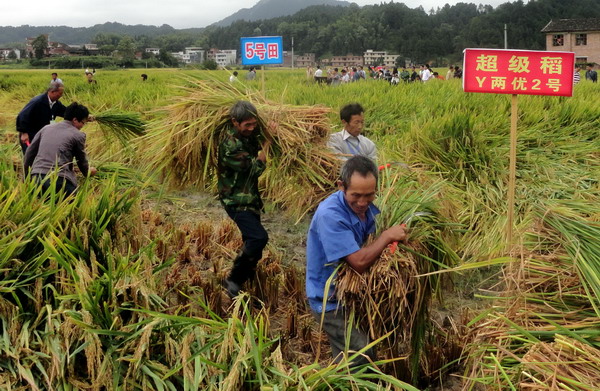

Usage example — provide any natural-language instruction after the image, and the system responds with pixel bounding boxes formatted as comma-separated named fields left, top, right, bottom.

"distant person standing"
left=573, top=65, right=581, bottom=85
left=24, top=102, right=97, bottom=197
left=410, top=66, right=418, bottom=82
left=446, top=66, right=454, bottom=80
left=16, top=81, right=66, bottom=154
left=246, top=67, right=256, bottom=81
left=585, top=64, right=597, bottom=83
left=454, top=66, right=463, bottom=79
left=421, top=64, right=433, bottom=82
left=306, top=65, right=314, bottom=79
left=85, top=71, right=97, bottom=84
left=51, top=72, right=62, bottom=84
left=314, top=66, right=323, bottom=78
left=229, top=71, right=239, bottom=83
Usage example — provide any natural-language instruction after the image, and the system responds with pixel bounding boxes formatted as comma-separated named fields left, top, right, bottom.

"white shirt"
left=421, top=69, right=432, bottom=82
left=229, top=75, right=237, bottom=83
left=314, top=68, right=323, bottom=77
left=327, top=129, right=377, bottom=162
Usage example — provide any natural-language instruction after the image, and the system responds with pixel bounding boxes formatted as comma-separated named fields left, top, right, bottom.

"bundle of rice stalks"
left=464, top=253, right=600, bottom=391
left=143, top=78, right=339, bottom=219
left=93, top=110, right=146, bottom=145
left=464, top=204, right=600, bottom=390
left=520, top=334, right=600, bottom=390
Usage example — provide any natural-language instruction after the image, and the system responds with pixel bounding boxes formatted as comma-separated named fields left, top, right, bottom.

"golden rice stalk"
left=143, top=79, right=340, bottom=219
left=520, top=335, right=600, bottom=390
left=336, top=243, right=421, bottom=351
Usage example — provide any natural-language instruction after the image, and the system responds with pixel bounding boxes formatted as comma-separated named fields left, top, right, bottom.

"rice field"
left=1, top=67, right=599, bottom=390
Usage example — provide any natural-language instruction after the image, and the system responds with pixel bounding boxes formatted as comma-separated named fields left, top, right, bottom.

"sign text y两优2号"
left=241, top=36, right=283, bottom=66
left=463, top=49, right=575, bottom=97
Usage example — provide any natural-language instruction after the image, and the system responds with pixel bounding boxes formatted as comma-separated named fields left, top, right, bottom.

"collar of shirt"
left=341, top=129, right=361, bottom=142
left=335, top=190, right=380, bottom=231
left=47, top=94, right=55, bottom=109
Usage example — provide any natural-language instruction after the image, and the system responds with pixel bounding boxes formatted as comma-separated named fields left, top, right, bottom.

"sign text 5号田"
left=241, top=36, right=283, bottom=66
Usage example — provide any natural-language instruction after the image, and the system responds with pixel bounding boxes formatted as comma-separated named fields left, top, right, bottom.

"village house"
left=0, top=48, right=21, bottom=60
left=295, top=53, right=316, bottom=67
left=541, top=18, right=600, bottom=66
left=363, top=49, right=400, bottom=68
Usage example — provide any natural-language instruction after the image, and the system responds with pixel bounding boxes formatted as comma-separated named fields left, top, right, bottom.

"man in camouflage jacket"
left=218, top=100, right=272, bottom=298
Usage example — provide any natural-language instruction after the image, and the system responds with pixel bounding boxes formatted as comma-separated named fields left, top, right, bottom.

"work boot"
left=223, top=278, right=241, bottom=299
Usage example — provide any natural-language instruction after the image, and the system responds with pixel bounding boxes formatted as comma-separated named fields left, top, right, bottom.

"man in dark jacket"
left=585, top=64, right=597, bottom=83
left=16, top=81, right=66, bottom=153
left=218, top=100, right=275, bottom=298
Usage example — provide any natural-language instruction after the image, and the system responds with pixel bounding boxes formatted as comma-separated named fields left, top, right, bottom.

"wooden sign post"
left=463, top=48, right=575, bottom=248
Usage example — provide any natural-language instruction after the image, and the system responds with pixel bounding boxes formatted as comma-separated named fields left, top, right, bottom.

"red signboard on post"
left=463, top=49, right=575, bottom=97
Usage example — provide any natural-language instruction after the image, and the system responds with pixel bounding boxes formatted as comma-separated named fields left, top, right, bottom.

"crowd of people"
left=308, top=63, right=463, bottom=85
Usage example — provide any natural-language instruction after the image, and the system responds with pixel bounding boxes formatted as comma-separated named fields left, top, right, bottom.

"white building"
left=185, top=47, right=206, bottom=63
left=363, top=49, right=400, bottom=68
left=214, top=50, right=237, bottom=67
left=145, top=48, right=160, bottom=56
left=0, top=48, right=20, bottom=59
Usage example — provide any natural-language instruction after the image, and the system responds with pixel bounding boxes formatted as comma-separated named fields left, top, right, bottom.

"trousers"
left=225, top=208, right=269, bottom=286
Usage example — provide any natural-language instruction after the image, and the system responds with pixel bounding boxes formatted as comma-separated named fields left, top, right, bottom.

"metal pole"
left=504, top=24, right=508, bottom=49
left=291, top=36, right=294, bottom=69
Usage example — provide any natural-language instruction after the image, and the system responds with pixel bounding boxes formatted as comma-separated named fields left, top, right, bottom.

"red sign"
left=463, top=49, right=575, bottom=97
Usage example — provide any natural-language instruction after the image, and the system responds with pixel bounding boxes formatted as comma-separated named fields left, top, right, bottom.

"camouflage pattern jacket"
left=217, top=126, right=266, bottom=213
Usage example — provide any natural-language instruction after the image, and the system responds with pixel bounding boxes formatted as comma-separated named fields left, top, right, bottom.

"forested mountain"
left=214, top=0, right=351, bottom=27
left=204, top=0, right=600, bottom=63
left=2, top=0, right=600, bottom=64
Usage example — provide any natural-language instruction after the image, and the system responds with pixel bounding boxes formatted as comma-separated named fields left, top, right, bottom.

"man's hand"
left=383, top=223, right=408, bottom=244
left=89, top=167, right=98, bottom=176
left=257, top=151, right=267, bottom=163
left=19, top=132, right=29, bottom=145
left=266, top=120, right=278, bottom=137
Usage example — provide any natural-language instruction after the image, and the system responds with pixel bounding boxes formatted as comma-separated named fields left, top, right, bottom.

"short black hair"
left=340, top=103, right=364, bottom=123
left=141, top=73, right=148, bottom=80
left=51, top=72, right=58, bottom=76
left=340, top=155, right=378, bottom=189
left=64, top=102, right=89, bottom=122
left=230, top=100, right=258, bottom=123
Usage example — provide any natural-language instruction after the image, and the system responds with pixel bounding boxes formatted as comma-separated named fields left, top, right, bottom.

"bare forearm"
left=345, top=232, right=393, bottom=274
left=345, top=224, right=407, bottom=274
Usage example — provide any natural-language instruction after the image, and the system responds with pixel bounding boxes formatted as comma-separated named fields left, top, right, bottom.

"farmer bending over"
left=24, top=102, right=97, bottom=197
left=219, top=100, right=274, bottom=298
left=305, top=155, right=407, bottom=366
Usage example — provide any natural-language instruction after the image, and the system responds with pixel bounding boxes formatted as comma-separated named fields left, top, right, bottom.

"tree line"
left=2, top=0, right=600, bottom=66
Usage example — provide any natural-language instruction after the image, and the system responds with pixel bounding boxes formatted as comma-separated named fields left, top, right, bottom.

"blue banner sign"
left=241, top=36, right=283, bottom=66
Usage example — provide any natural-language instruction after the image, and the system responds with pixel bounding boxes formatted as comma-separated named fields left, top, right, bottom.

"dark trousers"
left=225, top=208, right=268, bottom=286
left=313, top=308, right=375, bottom=367
left=33, top=174, right=77, bottom=198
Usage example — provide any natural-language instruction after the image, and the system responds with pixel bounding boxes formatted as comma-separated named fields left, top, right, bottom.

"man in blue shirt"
left=305, top=155, right=407, bottom=366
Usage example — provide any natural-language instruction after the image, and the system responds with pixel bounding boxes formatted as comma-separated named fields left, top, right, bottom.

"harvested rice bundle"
left=94, top=110, right=145, bottom=145
left=336, top=242, right=421, bottom=348
left=464, top=250, right=600, bottom=390
left=144, top=79, right=339, bottom=218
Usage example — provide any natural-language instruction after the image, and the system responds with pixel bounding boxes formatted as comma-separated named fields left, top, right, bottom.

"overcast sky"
left=1, top=0, right=509, bottom=29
